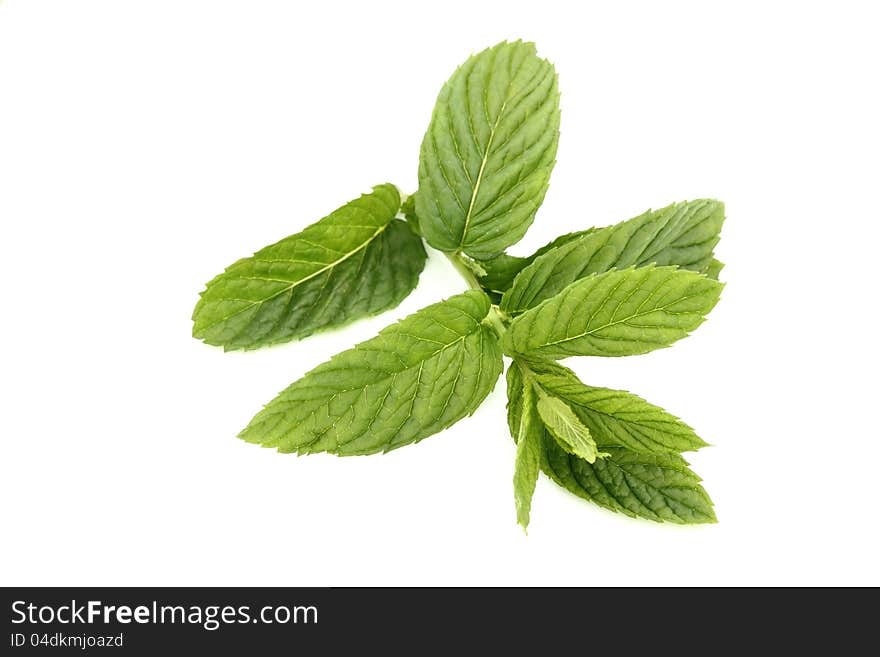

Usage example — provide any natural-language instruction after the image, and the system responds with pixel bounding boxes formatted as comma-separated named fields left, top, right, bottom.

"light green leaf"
left=503, top=265, right=723, bottom=359
left=478, top=229, right=596, bottom=294
left=416, top=40, right=560, bottom=259
left=526, top=359, right=708, bottom=454
left=513, top=381, right=542, bottom=530
left=501, top=199, right=724, bottom=313
left=536, top=395, right=601, bottom=463
left=543, top=441, right=716, bottom=524
left=239, top=291, right=503, bottom=455
left=192, top=184, right=426, bottom=351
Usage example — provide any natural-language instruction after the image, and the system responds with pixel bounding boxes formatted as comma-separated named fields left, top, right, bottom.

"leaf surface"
left=543, top=442, right=716, bottom=524
left=416, top=40, right=560, bottom=259
left=506, top=361, right=526, bottom=437
left=193, top=184, right=426, bottom=350
left=503, top=265, right=723, bottom=359
left=239, top=291, right=503, bottom=455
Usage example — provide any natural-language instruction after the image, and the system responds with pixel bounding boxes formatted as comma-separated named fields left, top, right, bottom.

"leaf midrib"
left=459, top=98, right=508, bottom=251
left=199, top=222, right=389, bottom=333
left=539, top=290, right=708, bottom=349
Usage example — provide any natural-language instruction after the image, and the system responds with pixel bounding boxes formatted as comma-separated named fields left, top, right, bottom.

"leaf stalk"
left=447, top=252, right=508, bottom=337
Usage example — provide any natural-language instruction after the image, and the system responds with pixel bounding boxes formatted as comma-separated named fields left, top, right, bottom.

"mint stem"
left=447, top=252, right=508, bottom=337
left=446, top=252, right=483, bottom=291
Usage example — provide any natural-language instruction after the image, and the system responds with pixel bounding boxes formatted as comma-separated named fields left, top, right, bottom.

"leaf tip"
left=696, top=506, right=719, bottom=525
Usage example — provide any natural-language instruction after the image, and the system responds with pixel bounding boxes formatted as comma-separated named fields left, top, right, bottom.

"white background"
left=1, top=0, right=878, bottom=586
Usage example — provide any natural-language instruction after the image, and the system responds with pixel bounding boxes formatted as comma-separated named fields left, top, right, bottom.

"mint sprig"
left=194, top=40, right=727, bottom=531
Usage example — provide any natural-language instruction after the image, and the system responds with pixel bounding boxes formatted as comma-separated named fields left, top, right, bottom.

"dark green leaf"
left=702, top=257, right=725, bottom=280
left=193, top=184, right=426, bottom=350
left=503, top=266, right=723, bottom=359
left=512, top=381, right=542, bottom=530
left=535, top=395, right=602, bottom=463
left=543, top=441, right=716, bottom=524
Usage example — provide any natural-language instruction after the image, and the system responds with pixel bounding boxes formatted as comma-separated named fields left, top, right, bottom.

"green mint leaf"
left=479, top=229, right=596, bottom=294
left=506, top=360, right=526, bottom=437
left=535, top=395, right=602, bottom=463
left=512, top=381, right=542, bottom=531
left=238, top=291, right=503, bottom=455
left=525, top=359, right=708, bottom=454
left=193, top=184, right=426, bottom=350
left=400, top=193, right=422, bottom=236
left=416, top=40, right=560, bottom=259
left=543, top=441, right=716, bottom=524
left=507, top=360, right=714, bottom=523
left=501, top=199, right=724, bottom=313
left=503, top=265, right=723, bottom=359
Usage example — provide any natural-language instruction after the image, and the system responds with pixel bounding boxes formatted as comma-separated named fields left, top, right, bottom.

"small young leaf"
left=503, top=265, right=723, bottom=359
left=416, top=40, right=560, bottom=259
left=526, top=359, right=708, bottom=454
left=501, top=199, right=724, bottom=313
left=513, top=382, right=542, bottom=530
left=506, top=361, right=526, bottom=437
left=400, top=193, right=422, bottom=236
left=193, top=184, right=426, bottom=350
left=542, top=441, right=716, bottom=524
left=239, top=291, right=503, bottom=455
left=535, top=395, right=601, bottom=463
left=478, top=229, right=596, bottom=294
